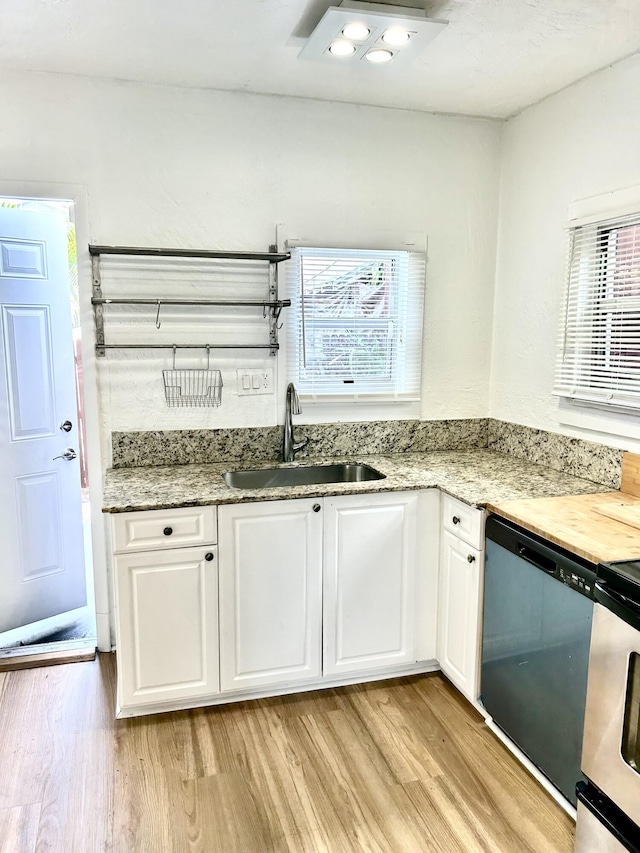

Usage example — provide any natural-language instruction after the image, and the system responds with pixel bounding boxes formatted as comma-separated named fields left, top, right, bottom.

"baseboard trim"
left=116, top=660, right=440, bottom=718
left=484, top=716, right=577, bottom=821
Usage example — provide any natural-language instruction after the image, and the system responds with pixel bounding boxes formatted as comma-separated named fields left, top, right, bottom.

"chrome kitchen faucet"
left=283, top=382, right=308, bottom=462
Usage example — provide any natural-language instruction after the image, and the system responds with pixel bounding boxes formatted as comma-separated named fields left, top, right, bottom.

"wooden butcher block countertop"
left=487, top=453, right=640, bottom=565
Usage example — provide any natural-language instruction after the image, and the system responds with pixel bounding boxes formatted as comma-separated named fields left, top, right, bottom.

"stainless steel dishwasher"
left=481, top=516, right=597, bottom=806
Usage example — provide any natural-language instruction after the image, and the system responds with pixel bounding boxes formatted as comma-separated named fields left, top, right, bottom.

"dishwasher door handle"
left=517, top=543, right=557, bottom=574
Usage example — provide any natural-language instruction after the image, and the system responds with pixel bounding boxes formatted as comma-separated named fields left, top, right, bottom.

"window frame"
left=287, top=245, right=425, bottom=402
left=555, top=212, right=640, bottom=413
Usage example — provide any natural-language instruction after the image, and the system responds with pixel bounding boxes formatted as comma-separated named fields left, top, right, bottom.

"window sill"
left=300, top=396, right=420, bottom=405
left=557, top=397, right=640, bottom=445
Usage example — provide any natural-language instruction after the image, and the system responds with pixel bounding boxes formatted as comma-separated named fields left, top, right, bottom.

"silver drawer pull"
left=467, top=554, right=476, bottom=563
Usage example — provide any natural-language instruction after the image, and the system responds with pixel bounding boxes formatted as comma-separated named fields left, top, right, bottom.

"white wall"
left=0, top=69, right=501, bottom=455
left=490, top=53, right=640, bottom=452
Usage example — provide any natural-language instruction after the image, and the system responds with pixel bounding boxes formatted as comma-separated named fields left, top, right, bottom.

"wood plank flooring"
left=0, top=654, right=575, bottom=853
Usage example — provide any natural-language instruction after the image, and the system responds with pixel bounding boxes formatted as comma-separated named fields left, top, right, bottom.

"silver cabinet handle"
left=60, top=419, right=73, bottom=433
left=53, top=448, right=76, bottom=461
left=467, top=554, right=476, bottom=563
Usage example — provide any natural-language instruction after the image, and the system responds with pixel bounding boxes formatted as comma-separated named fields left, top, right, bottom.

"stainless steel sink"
left=223, top=463, right=386, bottom=489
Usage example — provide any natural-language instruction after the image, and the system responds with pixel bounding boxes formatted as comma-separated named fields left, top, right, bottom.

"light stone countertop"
left=102, top=449, right=607, bottom=513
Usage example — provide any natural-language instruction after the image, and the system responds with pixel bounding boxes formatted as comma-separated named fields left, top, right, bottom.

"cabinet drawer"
left=442, top=495, right=484, bottom=550
left=112, top=505, right=217, bottom=554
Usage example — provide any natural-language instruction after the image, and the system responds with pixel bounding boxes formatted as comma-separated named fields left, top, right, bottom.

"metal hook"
left=155, top=299, right=162, bottom=329
left=273, top=304, right=283, bottom=329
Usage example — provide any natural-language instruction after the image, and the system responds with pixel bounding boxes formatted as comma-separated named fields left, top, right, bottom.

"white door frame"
left=0, top=180, right=110, bottom=651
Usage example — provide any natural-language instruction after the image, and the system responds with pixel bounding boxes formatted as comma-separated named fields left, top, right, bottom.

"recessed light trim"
left=342, top=22, right=371, bottom=41
left=381, top=28, right=411, bottom=46
left=365, top=48, right=394, bottom=64
left=329, top=39, right=357, bottom=57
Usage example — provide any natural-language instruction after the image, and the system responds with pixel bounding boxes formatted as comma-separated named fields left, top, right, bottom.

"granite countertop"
left=102, top=449, right=607, bottom=513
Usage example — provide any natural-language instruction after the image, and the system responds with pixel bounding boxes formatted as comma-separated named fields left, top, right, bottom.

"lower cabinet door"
left=437, top=530, right=483, bottom=701
left=323, top=492, right=418, bottom=676
left=115, top=545, right=220, bottom=709
left=218, top=499, right=323, bottom=692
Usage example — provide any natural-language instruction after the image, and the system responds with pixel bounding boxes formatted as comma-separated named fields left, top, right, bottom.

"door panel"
left=115, top=546, right=219, bottom=707
left=323, top=492, right=417, bottom=676
left=437, top=531, right=483, bottom=701
left=0, top=209, right=86, bottom=633
left=218, top=499, right=323, bottom=692
left=3, top=305, right=56, bottom=439
left=15, top=472, right=63, bottom=580
left=0, top=239, right=47, bottom=278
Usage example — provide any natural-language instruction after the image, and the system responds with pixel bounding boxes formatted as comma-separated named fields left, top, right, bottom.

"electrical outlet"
left=236, top=368, right=274, bottom=395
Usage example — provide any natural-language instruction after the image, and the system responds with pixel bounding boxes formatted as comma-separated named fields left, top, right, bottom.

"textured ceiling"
left=2, top=0, right=640, bottom=118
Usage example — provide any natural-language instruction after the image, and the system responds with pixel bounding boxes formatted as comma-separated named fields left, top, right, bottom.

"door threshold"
left=0, top=645, right=96, bottom=672
left=0, top=635, right=97, bottom=659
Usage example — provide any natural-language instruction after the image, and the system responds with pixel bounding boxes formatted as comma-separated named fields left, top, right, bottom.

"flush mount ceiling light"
left=298, top=1, right=447, bottom=69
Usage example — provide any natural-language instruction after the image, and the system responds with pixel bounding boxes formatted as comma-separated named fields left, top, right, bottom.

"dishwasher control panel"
left=559, top=566, right=594, bottom=596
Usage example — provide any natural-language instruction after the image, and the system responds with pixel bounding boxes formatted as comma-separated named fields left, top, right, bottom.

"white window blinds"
left=554, top=211, right=640, bottom=411
left=287, top=247, right=425, bottom=399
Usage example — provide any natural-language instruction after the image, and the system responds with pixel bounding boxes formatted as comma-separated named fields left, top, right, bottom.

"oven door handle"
left=595, top=582, right=640, bottom=633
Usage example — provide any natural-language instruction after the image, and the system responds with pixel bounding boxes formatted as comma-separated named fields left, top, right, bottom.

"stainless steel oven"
left=577, top=558, right=640, bottom=853
left=582, top=560, right=640, bottom=824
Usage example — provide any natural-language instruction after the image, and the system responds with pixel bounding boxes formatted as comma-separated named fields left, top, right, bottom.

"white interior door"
left=0, top=207, right=86, bottom=633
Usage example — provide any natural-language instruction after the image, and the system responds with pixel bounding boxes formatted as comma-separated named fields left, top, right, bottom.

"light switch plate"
left=236, top=368, right=274, bottom=395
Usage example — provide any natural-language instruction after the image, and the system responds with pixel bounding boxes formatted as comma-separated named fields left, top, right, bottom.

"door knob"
left=53, top=448, right=77, bottom=461
left=60, top=419, right=73, bottom=433
left=467, top=554, right=476, bottom=563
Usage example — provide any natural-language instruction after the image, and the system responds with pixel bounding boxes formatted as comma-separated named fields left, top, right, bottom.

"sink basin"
left=223, top=463, right=386, bottom=490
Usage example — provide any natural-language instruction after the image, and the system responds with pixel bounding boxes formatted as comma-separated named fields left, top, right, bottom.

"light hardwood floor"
left=0, top=654, right=574, bottom=852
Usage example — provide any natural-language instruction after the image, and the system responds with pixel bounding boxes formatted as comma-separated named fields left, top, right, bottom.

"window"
left=287, top=247, right=425, bottom=399
left=554, top=211, right=640, bottom=411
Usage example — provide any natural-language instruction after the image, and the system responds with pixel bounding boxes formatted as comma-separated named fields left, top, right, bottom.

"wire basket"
left=162, top=346, right=223, bottom=408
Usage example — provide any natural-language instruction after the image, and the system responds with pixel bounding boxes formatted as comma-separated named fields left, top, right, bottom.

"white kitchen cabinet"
left=114, top=545, right=220, bottom=709
left=323, top=491, right=418, bottom=676
left=218, top=498, right=323, bottom=692
left=437, top=529, right=484, bottom=702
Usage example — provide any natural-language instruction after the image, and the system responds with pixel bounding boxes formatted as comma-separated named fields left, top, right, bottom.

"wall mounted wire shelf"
left=162, top=346, right=223, bottom=408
